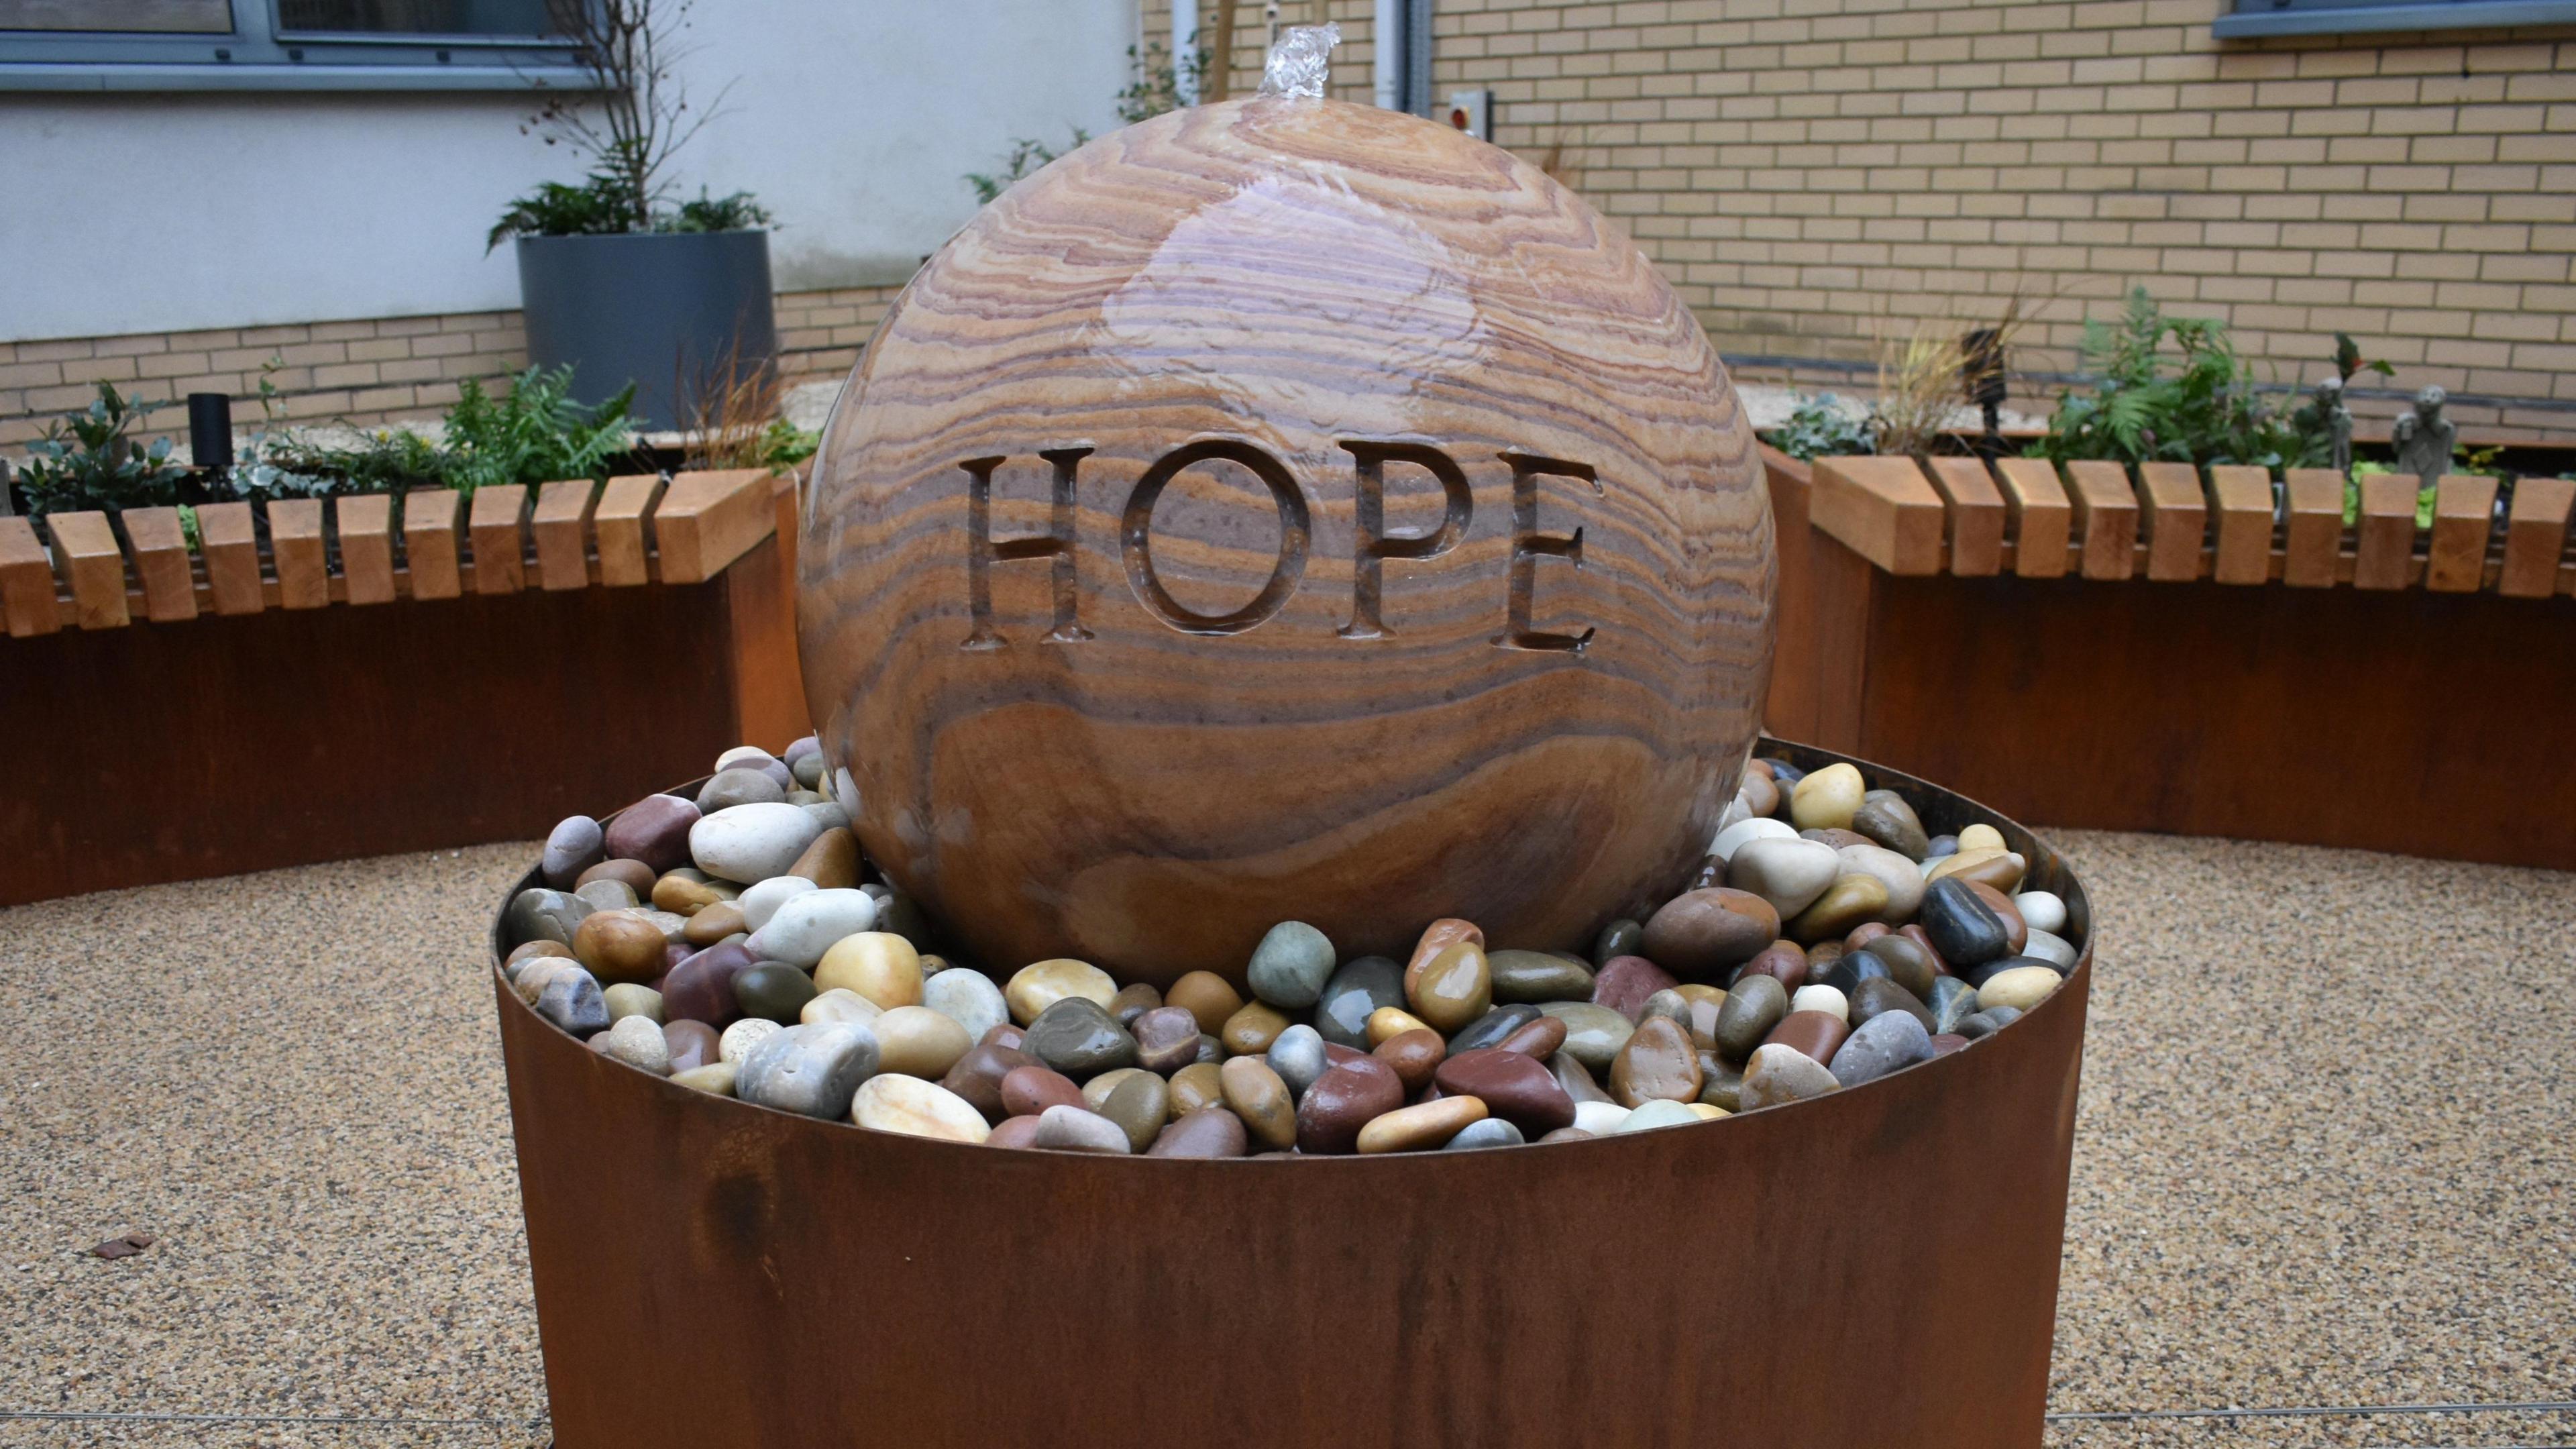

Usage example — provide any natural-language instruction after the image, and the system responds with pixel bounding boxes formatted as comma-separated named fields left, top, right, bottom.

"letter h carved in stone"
left=961, top=447, right=1093, bottom=649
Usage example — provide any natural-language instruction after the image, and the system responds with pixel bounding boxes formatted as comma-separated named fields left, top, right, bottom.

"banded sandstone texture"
left=802, top=95, right=1774, bottom=986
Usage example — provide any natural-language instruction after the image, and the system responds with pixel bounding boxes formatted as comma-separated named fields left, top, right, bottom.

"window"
left=0, top=0, right=595, bottom=89
left=2214, top=0, right=2576, bottom=36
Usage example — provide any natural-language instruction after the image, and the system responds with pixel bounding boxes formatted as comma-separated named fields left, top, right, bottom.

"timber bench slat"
left=2135, top=462, right=2208, bottom=582
left=533, top=480, right=600, bottom=592
left=2498, top=476, right=2575, bottom=600
left=654, top=469, right=779, bottom=584
left=2352, top=473, right=2419, bottom=591
left=593, top=475, right=664, bottom=588
left=2425, top=474, right=2500, bottom=594
left=470, top=484, right=531, bottom=596
left=1799, top=454, right=2566, bottom=603
left=337, top=495, right=397, bottom=606
left=1991, top=457, right=2072, bottom=579
left=0, top=471, right=780, bottom=642
left=2204, top=465, right=2275, bottom=586
left=2281, top=470, right=2346, bottom=588
left=1921, top=457, right=2006, bottom=577
left=196, top=502, right=264, bottom=616
left=0, top=517, right=59, bottom=637
left=405, top=488, right=464, bottom=600
left=49, top=511, right=131, bottom=630
left=121, top=506, right=198, bottom=623
left=268, top=499, right=330, bottom=610
left=2062, top=461, right=2139, bottom=581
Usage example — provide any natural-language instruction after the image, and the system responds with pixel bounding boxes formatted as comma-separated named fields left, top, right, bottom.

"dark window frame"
left=0, top=0, right=596, bottom=90
left=2214, top=0, right=2576, bottom=36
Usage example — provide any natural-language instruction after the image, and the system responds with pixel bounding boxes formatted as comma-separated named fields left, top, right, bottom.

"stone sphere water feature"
left=799, top=95, right=1774, bottom=987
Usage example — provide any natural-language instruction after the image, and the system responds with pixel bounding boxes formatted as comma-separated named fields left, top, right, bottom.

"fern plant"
left=2029, top=288, right=2302, bottom=470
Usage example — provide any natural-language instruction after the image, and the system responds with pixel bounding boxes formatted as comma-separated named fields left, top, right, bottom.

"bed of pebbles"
left=500, top=741, right=2079, bottom=1156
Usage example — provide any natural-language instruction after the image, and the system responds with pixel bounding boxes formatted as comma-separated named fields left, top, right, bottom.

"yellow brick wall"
left=1157, top=0, right=2576, bottom=441
left=0, top=282, right=905, bottom=451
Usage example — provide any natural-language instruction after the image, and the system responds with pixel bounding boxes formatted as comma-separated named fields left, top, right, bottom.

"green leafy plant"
left=227, top=362, right=634, bottom=501
left=965, top=131, right=1089, bottom=205
left=14, top=383, right=193, bottom=517
left=2029, top=287, right=2302, bottom=470
left=439, top=366, right=638, bottom=494
left=669, top=189, right=771, bottom=233
left=488, top=160, right=651, bottom=248
left=493, top=0, right=764, bottom=244
left=1767, top=393, right=1877, bottom=462
left=1115, top=40, right=1209, bottom=123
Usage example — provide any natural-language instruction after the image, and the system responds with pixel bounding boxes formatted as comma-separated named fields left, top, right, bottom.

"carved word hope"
left=961, top=439, right=1603, bottom=652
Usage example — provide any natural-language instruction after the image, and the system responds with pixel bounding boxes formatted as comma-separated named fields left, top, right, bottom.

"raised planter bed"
left=0, top=471, right=808, bottom=906
left=1760, top=446, right=2576, bottom=869
left=492, top=740, right=2093, bottom=1449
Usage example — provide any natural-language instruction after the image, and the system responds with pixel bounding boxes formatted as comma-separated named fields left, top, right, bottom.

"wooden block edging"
left=1810, top=456, right=1947, bottom=577
left=655, top=469, right=780, bottom=585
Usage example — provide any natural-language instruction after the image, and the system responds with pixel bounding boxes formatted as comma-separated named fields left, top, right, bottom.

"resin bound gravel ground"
left=0, top=832, right=2568, bottom=1448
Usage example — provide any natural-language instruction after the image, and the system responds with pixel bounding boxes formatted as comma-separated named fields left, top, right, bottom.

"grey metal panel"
left=2214, top=0, right=2576, bottom=32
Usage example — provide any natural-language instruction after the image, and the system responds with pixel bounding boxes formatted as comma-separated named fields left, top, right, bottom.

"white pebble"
left=737, top=875, right=818, bottom=932
left=718, top=1017, right=782, bottom=1066
left=596, top=1016, right=669, bottom=1075
left=1613, top=1099, right=1700, bottom=1133
left=1790, top=984, right=1849, bottom=1022
left=1709, top=816, right=1796, bottom=863
left=2021, top=928, right=2078, bottom=970
left=922, top=969, right=1008, bottom=1043
left=2013, top=890, right=2068, bottom=935
left=745, top=888, right=878, bottom=968
left=689, top=802, right=823, bottom=885
left=1032, top=1104, right=1130, bottom=1154
left=801, top=988, right=884, bottom=1026
left=1571, top=1100, right=1629, bottom=1135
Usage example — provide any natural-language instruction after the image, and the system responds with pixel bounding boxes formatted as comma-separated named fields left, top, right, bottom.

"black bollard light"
left=187, top=392, right=235, bottom=474
left=1960, top=328, right=2008, bottom=461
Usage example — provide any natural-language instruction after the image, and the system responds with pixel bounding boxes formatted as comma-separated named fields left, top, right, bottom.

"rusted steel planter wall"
left=0, top=472, right=810, bottom=907
left=494, top=743, right=2092, bottom=1449
left=1760, top=447, right=2576, bottom=869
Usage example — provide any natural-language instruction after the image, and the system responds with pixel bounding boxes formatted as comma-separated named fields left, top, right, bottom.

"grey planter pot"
left=515, top=229, right=778, bottom=431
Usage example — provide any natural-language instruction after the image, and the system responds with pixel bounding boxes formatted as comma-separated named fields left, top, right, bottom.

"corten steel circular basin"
left=492, top=740, right=2092, bottom=1449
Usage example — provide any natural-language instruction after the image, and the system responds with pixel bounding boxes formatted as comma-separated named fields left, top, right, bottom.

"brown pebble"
left=1220, top=1000, right=1293, bottom=1055
left=1403, top=918, right=1485, bottom=996
left=987, top=1116, right=1044, bottom=1150
left=1762, top=1009, right=1850, bottom=1067
left=1109, top=981, right=1164, bottom=1027
left=787, top=827, right=861, bottom=889
left=1966, top=881, right=2029, bottom=955
left=1356, top=1095, right=1487, bottom=1153
left=651, top=872, right=732, bottom=916
left=1434, top=1048, right=1576, bottom=1134
left=662, top=1019, right=720, bottom=1073
left=1930, top=1033, right=1969, bottom=1057
left=1166, top=971, right=1244, bottom=1036
left=1733, top=939, right=1809, bottom=992
left=1131, top=1006, right=1202, bottom=1073
left=1000, top=1064, right=1085, bottom=1118
left=1167, top=1061, right=1225, bottom=1116
left=1608, top=1016, right=1703, bottom=1108
left=1788, top=875, right=1890, bottom=944
left=683, top=901, right=747, bottom=947
left=1493, top=1014, right=1567, bottom=1059
left=1537, top=1127, right=1595, bottom=1144
left=940, top=1042, right=1036, bottom=1123
left=979, top=1023, right=1026, bottom=1050
left=576, top=858, right=657, bottom=898
left=1898, top=924, right=1949, bottom=975
left=1591, top=955, right=1681, bottom=1022
left=1844, top=921, right=1891, bottom=951
left=1373, top=1028, right=1446, bottom=1094
left=1294, top=1057, right=1405, bottom=1155
left=1640, top=888, right=1780, bottom=979
left=1220, top=1057, right=1299, bottom=1150
left=574, top=910, right=668, bottom=984
left=1147, top=1107, right=1248, bottom=1158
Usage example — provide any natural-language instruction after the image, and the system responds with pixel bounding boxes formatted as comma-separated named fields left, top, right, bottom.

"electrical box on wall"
left=1446, top=88, right=1492, bottom=140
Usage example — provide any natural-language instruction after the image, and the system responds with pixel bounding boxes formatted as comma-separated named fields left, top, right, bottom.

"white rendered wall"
left=0, top=0, right=1136, bottom=341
